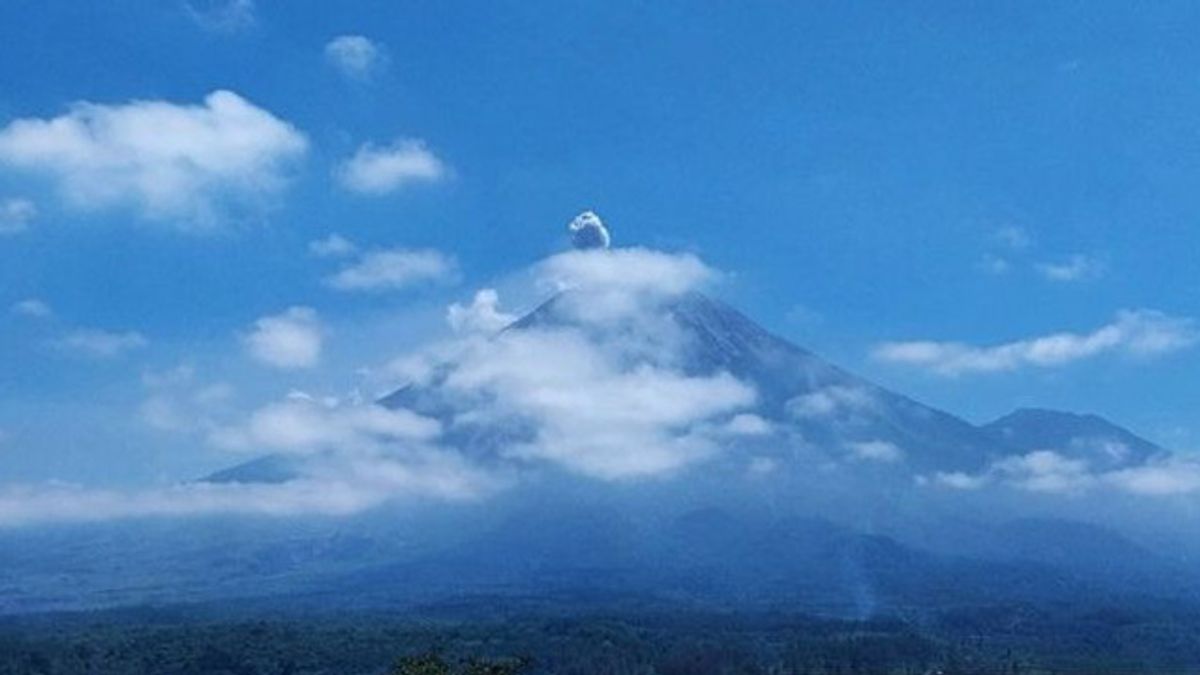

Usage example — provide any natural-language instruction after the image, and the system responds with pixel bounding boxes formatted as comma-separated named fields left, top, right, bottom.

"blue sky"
left=2, top=0, right=1199, bottom=489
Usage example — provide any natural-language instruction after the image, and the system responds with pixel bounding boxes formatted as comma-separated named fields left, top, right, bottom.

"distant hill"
left=982, top=408, right=1165, bottom=469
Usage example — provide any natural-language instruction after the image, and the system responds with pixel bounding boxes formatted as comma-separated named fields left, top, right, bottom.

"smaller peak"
left=995, top=408, right=1104, bottom=425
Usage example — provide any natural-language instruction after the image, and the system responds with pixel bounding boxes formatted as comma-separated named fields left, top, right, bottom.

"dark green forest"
left=3, top=600, right=1199, bottom=674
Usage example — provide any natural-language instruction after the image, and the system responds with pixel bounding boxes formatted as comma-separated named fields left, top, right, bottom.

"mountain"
left=982, top=408, right=1165, bottom=469
left=382, top=292, right=1003, bottom=473
left=202, top=453, right=301, bottom=484
left=5, top=290, right=1184, bottom=617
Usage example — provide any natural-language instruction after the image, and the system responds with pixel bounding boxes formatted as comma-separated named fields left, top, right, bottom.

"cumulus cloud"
left=568, top=210, right=611, bottom=250
left=243, top=307, right=323, bottom=369
left=0, top=90, right=307, bottom=227
left=56, top=329, right=148, bottom=358
left=873, top=310, right=1196, bottom=376
left=10, top=298, right=52, bottom=319
left=326, top=247, right=457, bottom=292
left=324, top=35, right=388, bottom=80
left=335, top=138, right=446, bottom=194
left=1037, top=254, right=1106, bottom=282
left=447, top=289, right=517, bottom=335
left=376, top=246, right=749, bottom=481
left=308, top=233, right=358, bottom=258
left=441, top=327, right=756, bottom=479
left=0, top=197, right=36, bottom=235
left=531, top=246, right=716, bottom=326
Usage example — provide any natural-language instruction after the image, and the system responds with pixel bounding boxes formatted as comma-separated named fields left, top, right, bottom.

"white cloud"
left=723, top=413, right=772, bottom=436
left=1106, top=459, right=1200, bottom=496
left=873, top=310, right=1196, bottom=376
left=380, top=246, right=748, bottom=480
left=324, top=35, right=388, bottom=80
left=56, top=329, right=148, bottom=358
left=848, top=440, right=904, bottom=463
left=10, top=298, right=52, bottom=319
left=335, top=138, right=446, bottom=194
left=927, top=449, right=1200, bottom=497
left=447, top=289, right=516, bottom=335
left=538, top=247, right=713, bottom=297
left=139, top=364, right=234, bottom=434
left=532, top=247, right=716, bottom=325
left=0, top=457, right=496, bottom=526
left=212, top=394, right=441, bottom=455
left=928, top=450, right=1092, bottom=494
left=243, top=306, right=323, bottom=369
left=0, top=197, right=36, bottom=235
left=308, top=233, right=358, bottom=258
left=185, top=0, right=256, bottom=32
left=326, top=247, right=457, bottom=292
left=787, top=385, right=877, bottom=419
left=440, top=322, right=755, bottom=480
left=1038, top=254, right=1105, bottom=282
left=929, top=471, right=989, bottom=490
left=0, top=90, right=307, bottom=227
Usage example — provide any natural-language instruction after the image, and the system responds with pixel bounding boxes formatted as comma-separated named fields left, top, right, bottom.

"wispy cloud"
left=308, top=233, right=358, bottom=258
left=211, top=393, right=441, bottom=455
left=0, top=90, right=307, bottom=228
left=56, top=328, right=148, bottom=359
left=140, top=365, right=234, bottom=434
left=848, top=439, right=904, bottom=463
left=927, top=450, right=1200, bottom=497
left=873, top=310, right=1196, bottom=376
left=992, top=225, right=1032, bottom=250
left=0, top=463, right=494, bottom=526
left=10, top=298, right=52, bottom=319
left=324, top=35, right=388, bottom=80
left=325, top=247, right=457, bottom=292
left=243, top=306, right=323, bottom=369
left=1037, top=254, right=1106, bottom=282
left=0, top=197, right=36, bottom=235
left=184, top=0, right=256, bottom=33
left=335, top=138, right=446, bottom=194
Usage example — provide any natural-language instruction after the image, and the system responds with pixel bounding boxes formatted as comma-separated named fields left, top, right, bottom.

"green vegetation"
left=0, top=602, right=1197, bottom=674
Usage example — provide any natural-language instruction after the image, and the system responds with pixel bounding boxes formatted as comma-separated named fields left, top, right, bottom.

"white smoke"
left=568, top=210, right=611, bottom=250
